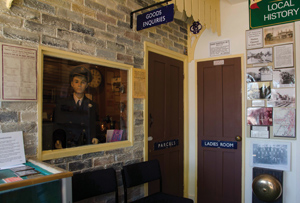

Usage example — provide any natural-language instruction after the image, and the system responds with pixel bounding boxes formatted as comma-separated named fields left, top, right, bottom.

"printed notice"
left=210, top=39, right=230, bottom=57
left=0, top=131, right=26, bottom=169
left=133, top=68, right=146, bottom=99
left=1, top=44, right=37, bottom=100
left=246, top=29, right=263, bottom=49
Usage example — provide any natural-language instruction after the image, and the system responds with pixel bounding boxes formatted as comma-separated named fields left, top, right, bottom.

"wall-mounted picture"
left=274, top=43, right=294, bottom=68
left=250, top=141, right=291, bottom=171
left=267, top=88, right=295, bottom=107
left=247, top=107, right=273, bottom=126
left=246, top=28, right=263, bottom=49
left=273, top=108, right=295, bottom=138
left=247, top=48, right=272, bottom=64
left=246, top=66, right=272, bottom=83
left=250, top=126, right=269, bottom=139
left=273, top=68, right=295, bottom=88
left=247, top=82, right=271, bottom=100
left=263, top=23, right=294, bottom=46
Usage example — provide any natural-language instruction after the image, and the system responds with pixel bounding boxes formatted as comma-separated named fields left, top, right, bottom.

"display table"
left=0, top=159, right=73, bottom=203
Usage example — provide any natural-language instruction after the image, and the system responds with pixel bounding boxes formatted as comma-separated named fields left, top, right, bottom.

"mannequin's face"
left=71, top=75, right=88, bottom=94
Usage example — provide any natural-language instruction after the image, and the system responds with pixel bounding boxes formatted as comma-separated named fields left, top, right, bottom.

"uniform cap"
left=69, top=66, right=92, bottom=83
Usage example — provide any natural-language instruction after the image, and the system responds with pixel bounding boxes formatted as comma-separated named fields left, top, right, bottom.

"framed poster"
left=267, top=88, right=295, bottom=108
left=247, top=48, right=272, bottom=64
left=1, top=43, right=37, bottom=100
left=274, top=44, right=294, bottom=68
left=250, top=140, right=291, bottom=171
left=247, top=107, right=273, bottom=126
left=246, top=29, right=263, bottom=49
left=273, top=108, right=295, bottom=138
left=247, top=82, right=271, bottom=100
left=273, top=68, right=295, bottom=88
left=263, top=23, right=294, bottom=46
left=246, top=66, right=272, bottom=83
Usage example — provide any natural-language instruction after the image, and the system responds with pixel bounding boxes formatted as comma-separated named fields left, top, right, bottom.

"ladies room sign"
left=249, top=0, right=300, bottom=29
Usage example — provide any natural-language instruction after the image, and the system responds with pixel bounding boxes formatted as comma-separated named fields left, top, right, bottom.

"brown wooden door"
left=197, top=58, right=242, bottom=203
left=148, top=51, right=184, bottom=196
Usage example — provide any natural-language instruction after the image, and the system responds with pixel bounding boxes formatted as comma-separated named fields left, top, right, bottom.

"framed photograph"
left=273, top=68, right=295, bottom=88
left=250, top=126, right=269, bottom=139
left=247, top=48, right=272, bottom=65
left=263, top=23, right=294, bottom=46
left=247, top=82, right=271, bottom=100
left=246, top=29, right=263, bottom=49
left=250, top=141, right=291, bottom=171
left=274, top=44, right=294, bottom=68
left=247, top=107, right=273, bottom=126
left=267, top=88, right=295, bottom=107
left=246, top=66, right=272, bottom=83
left=273, top=108, right=295, bottom=138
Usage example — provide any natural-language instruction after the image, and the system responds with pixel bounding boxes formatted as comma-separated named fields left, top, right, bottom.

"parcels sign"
left=249, top=0, right=300, bottom=29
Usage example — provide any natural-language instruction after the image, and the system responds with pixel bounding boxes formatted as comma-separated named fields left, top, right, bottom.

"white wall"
left=188, top=0, right=300, bottom=202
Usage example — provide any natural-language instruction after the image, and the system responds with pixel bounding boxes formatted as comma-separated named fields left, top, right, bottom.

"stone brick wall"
left=0, top=0, right=187, bottom=202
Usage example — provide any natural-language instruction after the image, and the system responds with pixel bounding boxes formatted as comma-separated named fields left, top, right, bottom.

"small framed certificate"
left=250, top=126, right=269, bottom=139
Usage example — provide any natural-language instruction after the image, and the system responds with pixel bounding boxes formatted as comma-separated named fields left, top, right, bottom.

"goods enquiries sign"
left=249, top=0, right=300, bottom=29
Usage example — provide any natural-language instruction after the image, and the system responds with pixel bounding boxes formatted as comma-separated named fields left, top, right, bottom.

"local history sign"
left=137, top=4, right=174, bottom=31
left=249, top=0, right=300, bottom=29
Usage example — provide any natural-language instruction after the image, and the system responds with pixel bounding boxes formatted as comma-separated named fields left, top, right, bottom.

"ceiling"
left=227, top=0, right=247, bottom=4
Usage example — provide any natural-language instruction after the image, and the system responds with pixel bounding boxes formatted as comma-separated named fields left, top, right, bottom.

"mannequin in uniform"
left=53, top=66, right=99, bottom=149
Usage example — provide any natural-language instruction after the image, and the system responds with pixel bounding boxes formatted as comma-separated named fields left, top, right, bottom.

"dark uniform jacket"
left=53, top=96, right=97, bottom=147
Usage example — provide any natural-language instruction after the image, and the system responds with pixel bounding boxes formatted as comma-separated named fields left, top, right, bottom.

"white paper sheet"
left=0, top=131, right=26, bottom=169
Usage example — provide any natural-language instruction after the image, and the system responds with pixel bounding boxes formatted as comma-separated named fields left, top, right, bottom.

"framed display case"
left=38, top=46, right=133, bottom=160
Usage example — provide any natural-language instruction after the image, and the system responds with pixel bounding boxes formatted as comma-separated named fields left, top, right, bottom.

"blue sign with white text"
left=201, top=140, right=237, bottom=149
left=154, top=139, right=179, bottom=151
left=137, top=4, right=174, bottom=31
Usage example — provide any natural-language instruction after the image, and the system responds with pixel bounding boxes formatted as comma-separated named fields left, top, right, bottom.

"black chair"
left=72, top=168, right=118, bottom=202
left=122, top=160, right=193, bottom=203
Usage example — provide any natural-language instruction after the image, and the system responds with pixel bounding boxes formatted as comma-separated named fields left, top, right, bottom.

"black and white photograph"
left=274, top=43, right=294, bottom=68
left=247, top=82, right=271, bottom=100
left=273, top=68, right=295, bottom=88
left=251, top=141, right=291, bottom=171
left=246, top=66, right=272, bottom=83
left=246, top=28, right=263, bottom=49
left=267, top=88, right=295, bottom=107
left=247, top=107, right=273, bottom=126
left=273, top=108, right=295, bottom=138
left=263, top=23, right=294, bottom=46
left=247, top=48, right=272, bottom=64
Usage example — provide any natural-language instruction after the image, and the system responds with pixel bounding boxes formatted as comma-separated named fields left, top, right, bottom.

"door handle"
left=149, top=113, right=153, bottom=128
left=148, top=136, right=153, bottom=141
left=235, top=136, right=242, bottom=141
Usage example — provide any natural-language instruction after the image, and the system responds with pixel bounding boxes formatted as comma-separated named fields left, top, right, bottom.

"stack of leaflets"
left=10, top=165, right=40, bottom=177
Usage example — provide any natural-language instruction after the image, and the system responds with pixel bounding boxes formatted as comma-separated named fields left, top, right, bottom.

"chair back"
left=72, top=168, right=118, bottom=202
left=122, top=160, right=162, bottom=202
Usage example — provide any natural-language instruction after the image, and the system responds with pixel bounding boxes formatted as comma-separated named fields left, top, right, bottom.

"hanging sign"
left=201, top=140, right=238, bottom=149
left=137, top=4, right=174, bottom=31
left=249, top=0, right=300, bottom=29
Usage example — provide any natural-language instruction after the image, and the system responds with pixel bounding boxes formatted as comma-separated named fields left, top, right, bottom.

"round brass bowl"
left=252, top=174, right=282, bottom=202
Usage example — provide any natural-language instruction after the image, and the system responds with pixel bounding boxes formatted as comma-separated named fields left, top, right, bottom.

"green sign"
left=249, top=0, right=300, bottom=29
